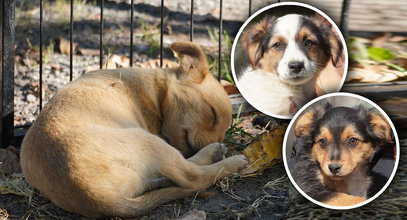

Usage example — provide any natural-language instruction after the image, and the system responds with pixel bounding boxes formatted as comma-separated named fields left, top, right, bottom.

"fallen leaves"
left=56, top=38, right=78, bottom=56
left=242, top=124, right=287, bottom=174
left=347, top=34, right=407, bottom=83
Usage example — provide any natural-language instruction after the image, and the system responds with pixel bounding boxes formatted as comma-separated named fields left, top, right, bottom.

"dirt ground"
left=0, top=164, right=288, bottom=219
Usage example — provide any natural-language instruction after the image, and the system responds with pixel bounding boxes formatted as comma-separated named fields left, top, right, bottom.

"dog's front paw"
left=223, top=155, right=248, bottom=173
left=208, top=143, right=227, bottom=163
left=188, top=143, right=227, bottom=165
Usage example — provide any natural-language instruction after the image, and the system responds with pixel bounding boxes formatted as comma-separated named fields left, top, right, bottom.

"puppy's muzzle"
left=328, top=163, right=342, bottom=175
left=288, top=61, right=304, bottom=74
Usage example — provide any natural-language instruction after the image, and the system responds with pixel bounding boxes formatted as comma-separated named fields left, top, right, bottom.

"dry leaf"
left=135, top=59, right=179, bottom=69
left=346, top=65, right=405, bottom=83
left=241, top=124, right=287, bottom=174
left=371, top=33, right=392, bottom=48
left=57, top=38, right=78, bottom=56
left=175, top=210, right=206, bottom=220
left=389, top=36, right=407, bottom=42
left=105, top=54, right=130, bottom=69
left=78, top=48, right=99, bottom=56
left=0, top=173, right=32, bottom=197
left=221, top=80, right=239, bottom=95
left=197, top=191, right=216, bottom=199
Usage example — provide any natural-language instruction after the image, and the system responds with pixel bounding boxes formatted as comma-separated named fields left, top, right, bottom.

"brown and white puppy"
left=20, top=42, right=248, bottom=218
left=290, top=103, right=393, bottom=206
left=238, top=14, right=342, bottom=117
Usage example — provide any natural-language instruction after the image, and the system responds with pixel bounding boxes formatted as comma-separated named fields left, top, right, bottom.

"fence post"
left=0, top=0, right=15, bottom=148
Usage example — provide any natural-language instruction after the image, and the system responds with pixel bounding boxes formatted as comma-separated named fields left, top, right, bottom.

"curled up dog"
left=288, top=102, right=394, bottom=206
left=20, top=42, right=248, bottom=218
left=237, top=13, right=343, bottom=117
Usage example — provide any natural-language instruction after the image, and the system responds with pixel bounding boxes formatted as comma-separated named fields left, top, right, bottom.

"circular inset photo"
left=283, top=93, right=399, bottom=209
left=231, top=2, right=348, bottom=119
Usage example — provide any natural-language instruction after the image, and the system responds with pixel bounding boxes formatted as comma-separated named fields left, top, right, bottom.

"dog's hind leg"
left=104, top=187, right=198, bottom=218
left=145, top=142, right=231, bottom=190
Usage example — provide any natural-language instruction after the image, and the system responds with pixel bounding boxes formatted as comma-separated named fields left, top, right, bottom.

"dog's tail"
left=100, top=187, right=196, bottom=218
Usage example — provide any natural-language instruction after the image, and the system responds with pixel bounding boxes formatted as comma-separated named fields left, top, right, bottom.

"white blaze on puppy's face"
left=273, top=14, right=316, bottom=85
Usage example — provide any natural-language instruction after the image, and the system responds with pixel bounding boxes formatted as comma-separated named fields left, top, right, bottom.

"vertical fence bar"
left=69, top=0, right=73, bottom=81
left=39, top=0, right=43, bottom=111
left=0, top=1, right=2, bottom=146
left=248, top=0, right=252, bottom=17
left=99, top=0, right=104, bottom=69
left=0, top=0, right=15, bottom=147
left=340, top=0, right=350, bottom=40
left=190, top=0, right=194, bottom=41
left=130, top=0, right=134, bottom=67
left=217, top=0, right=222, bottom=81
left=160, top=0, right=164, bottom=67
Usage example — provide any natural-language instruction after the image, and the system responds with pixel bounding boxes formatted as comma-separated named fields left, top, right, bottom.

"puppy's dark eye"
left=304, top=39, right=314, bottom=47
left=272, top=42, right=284, bottom=50
left=348, top=137, right=359, bottom=147
left=318, top=138, right=327, bottom=147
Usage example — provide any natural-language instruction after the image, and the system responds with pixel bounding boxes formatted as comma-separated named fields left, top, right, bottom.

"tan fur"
left=241, top=17, right=270, bottom=67
left=312, top=125, right=376, bottom=179
left=294, top=111, right=314, bottom=137
left=257, top=35, right=286, bottom=73
left=296, top=106, right=393, bottom=206
left=324, top=192, right=366, bottom=206
left=20, top=42, right=247, bottom=218
left=370, top=113, right=392, bottom=141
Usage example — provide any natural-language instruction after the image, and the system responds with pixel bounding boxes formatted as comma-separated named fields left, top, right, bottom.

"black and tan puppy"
left=20, top=42, right=248, bottom=218
left=290, top=102, right=393, bottom=206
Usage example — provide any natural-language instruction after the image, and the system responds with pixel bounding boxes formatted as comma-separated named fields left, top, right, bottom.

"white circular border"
left=231, top=2, right=349, bottom=119
left=282, top=92, right=400, bottom=210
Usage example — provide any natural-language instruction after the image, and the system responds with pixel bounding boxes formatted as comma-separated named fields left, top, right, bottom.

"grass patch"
left=139, top=19, right=162, bottom=57
left=224, top=104, right=254, bottom=154
left=207, top=27, right=234, bottom=84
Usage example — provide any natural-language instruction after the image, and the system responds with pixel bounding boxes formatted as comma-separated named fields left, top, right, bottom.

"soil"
left=0, top=164, right=288, bottom=219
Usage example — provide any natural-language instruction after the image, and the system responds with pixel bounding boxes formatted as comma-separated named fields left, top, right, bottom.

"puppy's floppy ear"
left=241, top=15, right=275, bottom=67
left=171, top=42, right=209, bottom=83
left=366, top=109, right=392, bottom=143
left=313, top=14, right=343, bottom=66
left=295, top=102, right=331, bottom=137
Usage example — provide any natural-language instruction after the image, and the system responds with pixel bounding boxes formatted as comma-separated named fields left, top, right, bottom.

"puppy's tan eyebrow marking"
left=211, top=106, right=217, bottom=126
left=341, top=125, right=363, bottom=142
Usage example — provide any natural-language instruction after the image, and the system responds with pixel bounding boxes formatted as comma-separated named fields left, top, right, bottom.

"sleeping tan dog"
left=20, top=42, right=248, bottom=218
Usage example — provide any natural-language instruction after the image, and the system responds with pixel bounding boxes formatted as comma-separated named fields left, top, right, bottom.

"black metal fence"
left=0, top=0, right=351, bottom=148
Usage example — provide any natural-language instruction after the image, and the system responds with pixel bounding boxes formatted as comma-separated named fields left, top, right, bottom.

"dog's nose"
left=328, top=163, right=342, bottom=174
left=288, top=61, right=304, bottom=74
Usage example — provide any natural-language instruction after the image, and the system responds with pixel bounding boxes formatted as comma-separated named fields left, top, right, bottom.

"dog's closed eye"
left=210, top=106, right=217, bottom=127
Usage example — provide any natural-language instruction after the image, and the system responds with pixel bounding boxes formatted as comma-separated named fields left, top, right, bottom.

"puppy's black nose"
left=288, top=61, right=304, bottom=74
left=328, top=163, right=342, bottom=174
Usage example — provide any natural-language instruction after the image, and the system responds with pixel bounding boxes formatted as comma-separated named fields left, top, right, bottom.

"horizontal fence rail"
left=1, top=0, right=351, bottom=147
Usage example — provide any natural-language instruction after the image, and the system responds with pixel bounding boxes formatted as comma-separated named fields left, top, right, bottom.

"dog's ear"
left=366, top=109, right=392, bottom=142
left=313, top=14, right=343, bottom=66
left=241, top=16, right=275, bottom=67
left=295, top=102, right=331, bottom=137
left=171, top=42, right=209, bottom=83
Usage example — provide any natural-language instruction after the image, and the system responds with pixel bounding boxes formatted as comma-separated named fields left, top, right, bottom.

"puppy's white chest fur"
left=238, top=67, right=313, bottom=116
